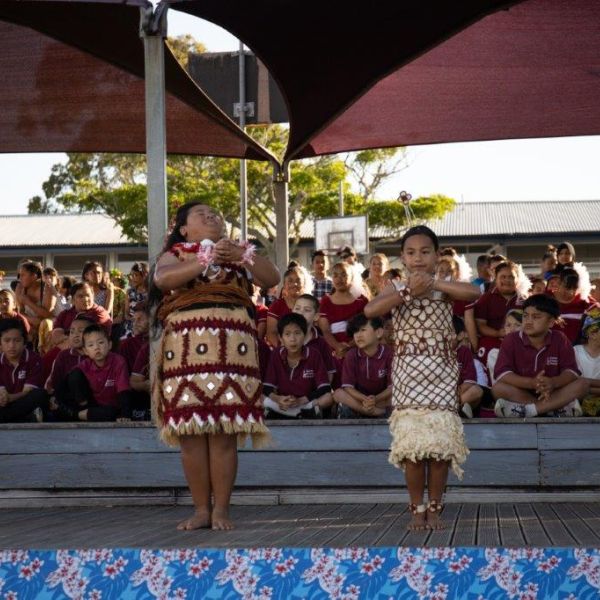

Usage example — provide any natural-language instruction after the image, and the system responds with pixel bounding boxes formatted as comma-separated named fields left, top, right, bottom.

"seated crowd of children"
left=0, top=260, right=150, bottom=424
left=256, top=243, right=599, bottom=420
left=1, top=242, right=599, bottom=423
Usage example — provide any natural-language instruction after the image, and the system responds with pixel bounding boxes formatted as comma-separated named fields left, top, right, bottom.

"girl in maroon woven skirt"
left=152, top=202, right=279, bottom=530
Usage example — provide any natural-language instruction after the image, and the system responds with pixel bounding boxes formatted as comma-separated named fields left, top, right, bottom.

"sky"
left=1, top=10, right=598, bottom=214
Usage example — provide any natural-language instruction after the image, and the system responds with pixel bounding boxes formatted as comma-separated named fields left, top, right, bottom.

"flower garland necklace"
left=171, top=239, right=256, bottom=280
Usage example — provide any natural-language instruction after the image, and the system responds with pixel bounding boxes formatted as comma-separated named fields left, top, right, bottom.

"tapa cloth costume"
left=154, top=244, right=269, bottom=448
left=389, top=287, right=469, bottom=478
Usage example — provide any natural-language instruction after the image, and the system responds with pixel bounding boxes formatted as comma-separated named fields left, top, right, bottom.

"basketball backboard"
left=314, top=215, right=369, bottom=254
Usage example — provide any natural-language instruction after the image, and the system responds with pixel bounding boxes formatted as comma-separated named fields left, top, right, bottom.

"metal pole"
left=140, top=6, right=168, bottom=264
left=338, top=180, right=344, bottom=216
left=239, top=41, right=248, bottom=240
left=273, top=161, right=289, bottom=273
left=140, top=6, right=168, bottom=424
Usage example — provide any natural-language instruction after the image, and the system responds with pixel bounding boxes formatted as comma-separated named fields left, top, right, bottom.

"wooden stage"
left=2, top=502, right=600, bottom=550
left=2, top=419, right=600, bottom=509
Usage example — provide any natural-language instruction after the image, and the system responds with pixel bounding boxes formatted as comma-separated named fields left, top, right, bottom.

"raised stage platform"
left=1, top=418, right=599, bottom=507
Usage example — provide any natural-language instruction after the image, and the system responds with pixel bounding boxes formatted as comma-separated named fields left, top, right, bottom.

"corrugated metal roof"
left=0, top=214, right=130, bottom=247
left=2, top=200, right=598, bottom=248
left=297, top=200, right=600, bottom=240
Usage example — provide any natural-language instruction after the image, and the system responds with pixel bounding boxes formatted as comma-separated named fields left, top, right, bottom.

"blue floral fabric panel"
left=1, top=546, right=599, bottom=599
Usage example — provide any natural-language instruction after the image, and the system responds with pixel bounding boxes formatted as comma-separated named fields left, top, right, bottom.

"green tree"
left=166, top=35, right=207, bottom=71
left=28, top=125, right=454, bottom=256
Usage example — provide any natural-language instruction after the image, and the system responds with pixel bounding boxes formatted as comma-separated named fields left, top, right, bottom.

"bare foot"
left=176, top=509, right=211, bottom=531
left=407, top=511, right=427, bottom=531
left=211, top=507, right=234, bottom=530
left=426, top=509, right=445, bottom=530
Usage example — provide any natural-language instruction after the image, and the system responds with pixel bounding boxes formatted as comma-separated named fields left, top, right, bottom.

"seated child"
left=293, top=293, right=336, bottom=382
left=492, top=294, right=588, bottom=417
left=487, top=309, right=523, bottom=384
left=129, top=339, right=151, bottom=421
left=117, top=302, right=149, bottom=371
left=45, top=314, right=95, bottom=420
left=263, top=313, right=332, bottom=419
left=574, top=308, right=600, bottom=416
left=0, top=289, right=31, bottom=336
left=334, top=313, right=392, bottom=418
left=453, top=316, right=483, bottom=419
left=0, top=318, right=48, bottom=423
left=66, top=324, right=133, bottom=421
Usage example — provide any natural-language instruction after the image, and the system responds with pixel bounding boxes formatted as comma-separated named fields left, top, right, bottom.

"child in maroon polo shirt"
left=334, top=313, right=392, bottom=418
left=492, top=294, right=588, bottom=418
left=66, top=324, right=132, bottom=421
left=293, top=293, right=336, bottom=382
left=117, top=301, right=149, bottom=371
left=263, top=313, right=332, bottom=419
left=453, top=316, right=484, bottom=419
left=0, top=318, right=48, bottom=423
left=46, top=314, right=95, bottom=420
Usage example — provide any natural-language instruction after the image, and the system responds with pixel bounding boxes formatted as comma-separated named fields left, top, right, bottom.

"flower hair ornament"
left=398, top=190, right=416, bottom=225
left=171, top=239, right=256, bottom=280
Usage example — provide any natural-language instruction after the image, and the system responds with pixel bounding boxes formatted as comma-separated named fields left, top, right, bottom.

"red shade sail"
left=170, top=0, right=600, bottom=160
left=0, top=0, right=275, bottom=160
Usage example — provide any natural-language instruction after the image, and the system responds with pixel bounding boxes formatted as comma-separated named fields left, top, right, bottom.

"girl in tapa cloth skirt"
left=151, top=202, right=280, bottom=531
left=364, top=225, right=480, bottom=531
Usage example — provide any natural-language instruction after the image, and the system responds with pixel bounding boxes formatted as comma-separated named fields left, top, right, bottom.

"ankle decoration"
left=427, top=499, right=444, bottom=513
left=409, top=503, right=427, bottom=515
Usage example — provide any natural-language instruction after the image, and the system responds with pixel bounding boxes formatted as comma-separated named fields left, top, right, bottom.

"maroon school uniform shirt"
left=319, top=294, right=369, bottom=344
left=53, top=304, right=113, bottom=336
left=550, top=293, right=596, bottom=344
left=78, top=352, right=130, bottom=407
left=470, top=288, right=523, bottom=362
left=131, top=341, right=149, bottom=378
left=267, top=298, right=292, bottom=321
left=494, top=330, right=580, bottom=382
left=49, top=348, right=85, bottom=391
left=304, top=326, right=336, bottom=376
left=341, top=344, right=392, bottom=396
left=255, top=303, right=269, bottom=327
left=42, top=345, right=62, bottom=384
left=456, top=345, right=478, bottom=386
left=263, top=346, right=331, bottom=399
left=118, top=334, right=148, bottom=372
left=0, top=348, right=43, bottom=393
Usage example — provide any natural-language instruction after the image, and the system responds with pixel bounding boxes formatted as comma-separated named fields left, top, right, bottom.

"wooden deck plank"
left=452, top=504, right=478, bottom=546
left=477, top=503, right=500, bottom=547
left=336, top=504, right=404, bottom=546
left=497, top=504, right=526, bottom=547
left=353, top=504, right=403, bottom=547
left=426, top=503, right=462, bottom=547
left=549, top=504, right=600, bottom=547
left=532, top=504, right=576, bottom=546
left=514, top=504, right=551, bottom=547
left=372, top=505, right=413, bottom=547
left=0, top=450, right=542, bottom=489
left=318, top=504, right=382, bottom=547
left=305, top=505, right=376, bottom=548
left=2, top=508, right=102, bottom=549
left=273, top=504, right=360, bottom=548
left=0, top=421, right=540, bottom=454
left=3, top=504, right=600, bottom=550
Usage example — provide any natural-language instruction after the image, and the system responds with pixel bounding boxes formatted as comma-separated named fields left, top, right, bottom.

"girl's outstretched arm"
left=433, top=279, right=480, bottom=301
